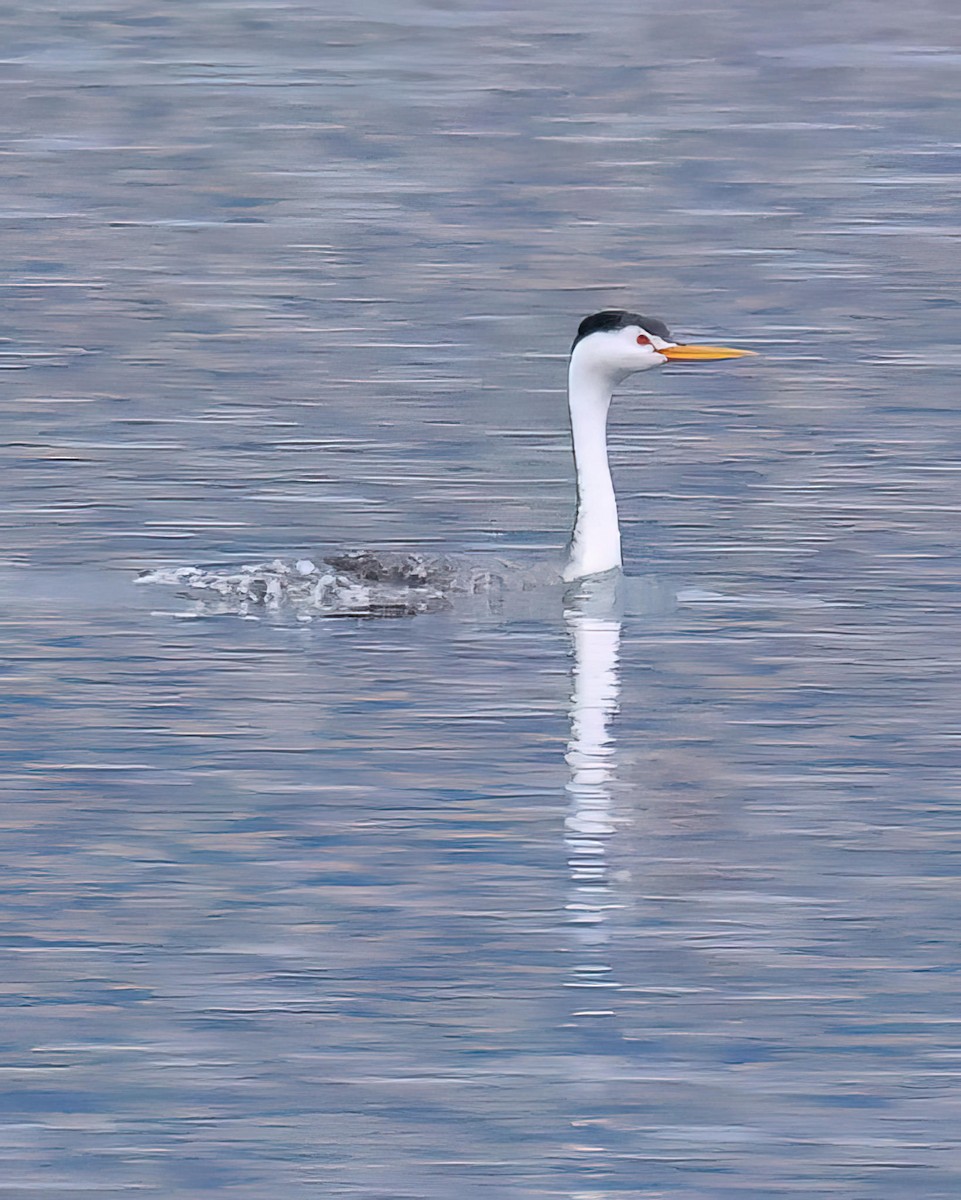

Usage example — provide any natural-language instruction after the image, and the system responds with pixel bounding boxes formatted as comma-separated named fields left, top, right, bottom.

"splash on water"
left=137, top=551, right=558, bottom=619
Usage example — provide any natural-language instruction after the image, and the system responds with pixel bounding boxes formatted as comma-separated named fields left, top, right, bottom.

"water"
left=2, top=0, right=961, bottom=1195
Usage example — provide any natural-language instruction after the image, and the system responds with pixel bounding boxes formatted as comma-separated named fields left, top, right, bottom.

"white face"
left=570, top=324, right=675, bottom=383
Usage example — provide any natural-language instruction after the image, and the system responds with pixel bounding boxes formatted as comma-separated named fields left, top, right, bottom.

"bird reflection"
left=564, top=571, right=625, bottom=974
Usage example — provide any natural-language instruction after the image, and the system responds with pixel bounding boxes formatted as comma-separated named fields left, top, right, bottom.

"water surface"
left=2, top=1, right=961, bottom=1196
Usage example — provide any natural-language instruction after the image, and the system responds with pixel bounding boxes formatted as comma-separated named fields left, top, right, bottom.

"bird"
left=139, top=310, right=753, bottom=617
left=563, top=310, right=753, bottom=581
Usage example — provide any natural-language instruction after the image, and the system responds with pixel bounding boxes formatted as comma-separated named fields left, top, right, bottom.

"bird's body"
left=140, top=310, right=751, bottom=616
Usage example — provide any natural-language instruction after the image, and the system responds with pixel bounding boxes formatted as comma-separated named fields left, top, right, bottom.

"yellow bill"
left=659, top=343, right=756, bottom=361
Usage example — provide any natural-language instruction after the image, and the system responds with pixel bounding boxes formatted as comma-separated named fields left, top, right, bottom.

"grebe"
left=140, top=310, right=752, bottom=617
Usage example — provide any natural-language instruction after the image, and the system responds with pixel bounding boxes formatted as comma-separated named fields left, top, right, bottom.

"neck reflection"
left=564, top=572, right=624, bottom=957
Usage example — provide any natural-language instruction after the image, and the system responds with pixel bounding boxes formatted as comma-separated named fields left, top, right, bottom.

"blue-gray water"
left=2, top=1, right=961, bottom=1196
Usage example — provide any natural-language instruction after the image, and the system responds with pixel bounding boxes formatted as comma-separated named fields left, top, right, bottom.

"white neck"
left=563, top=358, right=622, bottom=581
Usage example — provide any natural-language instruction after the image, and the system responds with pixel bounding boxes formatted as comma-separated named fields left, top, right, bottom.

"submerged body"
left=140, top=310, right=751, bottom=616
left=139, top=552, right=549, bottom=619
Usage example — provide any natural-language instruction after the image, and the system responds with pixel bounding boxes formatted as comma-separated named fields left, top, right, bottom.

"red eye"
left=636, top=334, right=651, bottom=346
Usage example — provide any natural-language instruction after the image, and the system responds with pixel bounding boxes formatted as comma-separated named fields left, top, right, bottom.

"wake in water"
left=137, top=551, right=560, bottom=619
